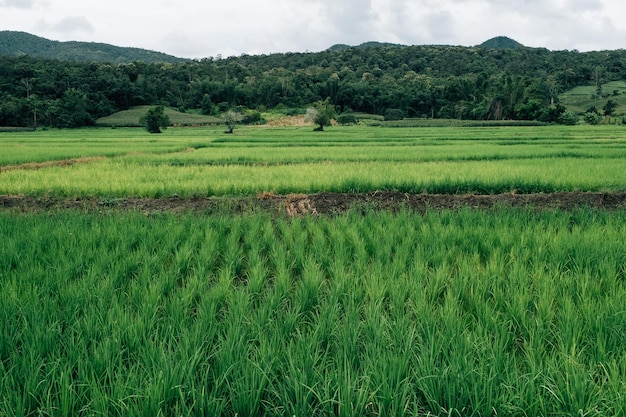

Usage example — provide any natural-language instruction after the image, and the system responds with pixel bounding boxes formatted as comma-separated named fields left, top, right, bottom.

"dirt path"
left=1, top=191, right=625, bottom=215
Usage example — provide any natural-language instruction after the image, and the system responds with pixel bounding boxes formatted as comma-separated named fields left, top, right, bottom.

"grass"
left=1, top=123, right=626, bottom=416
left=2, top=157, right=625, bottom=197
left=1, top=208, right=625, bottom=416
left=96, top=106, right=221, bottom=127
left=1, top=124, right=625, bottom=197
left=558, top=80, right=626, bottom=115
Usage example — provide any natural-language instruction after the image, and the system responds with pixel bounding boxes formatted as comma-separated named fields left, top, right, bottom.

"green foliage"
left=140, top=105, right=171, bottom=133
left=558, top=110, right=579, bottom=125
left=97, top=106, right=220, bottom=127
left=221, top=110, right=244, bottom=133
left=336, top=112, right=358, bottom=125
left=603, top=99, right=618, bottom=116
left=242, top=110, right=265, bottom=125
left=558, top=81, right=626, bottom=115
left=4, top=44, right=626, bottom=128
left=2, top=125, right=626, bottom=197
left=56, top=88, right=94, bottom=128
left=1, top=208, right=626, bottom=415
left=305, top=98, right=335, bottom=131
left=584, top=112, right=602, bottom=125
left=479, top=35, right=525, bottom=48
left=0, top=30, right=184, bottom=63
left=383, top=108, right=405, bottom=121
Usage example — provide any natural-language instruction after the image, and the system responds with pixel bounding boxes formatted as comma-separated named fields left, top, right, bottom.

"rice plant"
left=1, top=207, right=625, bottom=416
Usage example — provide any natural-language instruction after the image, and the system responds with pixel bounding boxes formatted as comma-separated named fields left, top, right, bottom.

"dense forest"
left=1, top=39, right=626, bottom=128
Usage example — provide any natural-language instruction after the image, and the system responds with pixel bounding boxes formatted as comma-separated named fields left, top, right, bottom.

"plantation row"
left=1, top=208, right=626, bottom=416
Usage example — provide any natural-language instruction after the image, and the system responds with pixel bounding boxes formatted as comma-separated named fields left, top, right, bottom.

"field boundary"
left=0, top=156, right=106, bottom=173
left=2, top=191, right=625, bottom=215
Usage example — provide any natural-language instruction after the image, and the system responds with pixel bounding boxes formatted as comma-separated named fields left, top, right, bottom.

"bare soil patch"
left=0, top=157, right=106, bottom=173
left=1, top=191, right=625, bottom=215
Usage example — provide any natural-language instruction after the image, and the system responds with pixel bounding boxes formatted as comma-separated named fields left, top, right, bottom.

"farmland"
left=1, top=124, right=626, bottom=416
left=1, top=124, right=626, bottom=197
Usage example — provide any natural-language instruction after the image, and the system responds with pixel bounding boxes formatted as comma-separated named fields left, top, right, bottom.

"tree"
left=603, top=99, right=618, bottom=122
left=56, top=88, right=94, bottom=128
left=304, top=97, right=335, bottom=131
left=222, top=110, right=243, bottom=133
left=140, top=105, right=170, bottom=133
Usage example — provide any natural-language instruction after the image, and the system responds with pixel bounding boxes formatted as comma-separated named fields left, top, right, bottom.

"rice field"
left=1, top=124, right=626, bottom=416
left=1, top=125, right=626, bottom=197
left=2, top=209, right=626, bottom=416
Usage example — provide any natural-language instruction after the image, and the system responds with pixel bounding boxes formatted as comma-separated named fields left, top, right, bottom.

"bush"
left=558, top=111, right=579, bottom=125
left=384, top=108, right=405, bottom=121
left=336, top=113, right=358, bottom=125
left=584, top=112, right=602, bottom=125
left=243, top=110, right=266, bottom=125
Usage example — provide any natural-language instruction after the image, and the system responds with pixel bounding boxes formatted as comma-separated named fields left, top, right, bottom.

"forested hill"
left=0, top=31, right=185, bottom=64
left=2, top=34, right=626, bottom=128
left=479, top=36, right=525, bottom=49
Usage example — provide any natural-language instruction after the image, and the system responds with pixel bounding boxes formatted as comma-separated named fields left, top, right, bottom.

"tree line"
left=1, top=44, right=626, bottom=128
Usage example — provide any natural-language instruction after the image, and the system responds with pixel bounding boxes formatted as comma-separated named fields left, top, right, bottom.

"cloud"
left=2, top=0, right=625, bottom=57
left=0, top=0, right=36, bottom=8
left=36, top=16, right=95, bottom=35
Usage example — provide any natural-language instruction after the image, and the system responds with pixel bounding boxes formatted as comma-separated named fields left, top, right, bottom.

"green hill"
left=96, top=106, right=221, bottom=127
left=327, top=41, right=406, bottom=52
left=0, top=31, right=186, bottom=63
left=479, top=36, right=525, bottom=49
left=329, top=37, right=526, bottom=52
left=558, top=81, right=626, bottom=115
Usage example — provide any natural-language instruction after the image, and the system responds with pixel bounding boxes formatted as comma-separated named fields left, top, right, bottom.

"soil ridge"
left=1, top=191, right=625, bottom=215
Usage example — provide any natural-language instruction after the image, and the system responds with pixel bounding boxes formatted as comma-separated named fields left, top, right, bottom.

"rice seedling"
left=1, top=207, right=625, bottom=416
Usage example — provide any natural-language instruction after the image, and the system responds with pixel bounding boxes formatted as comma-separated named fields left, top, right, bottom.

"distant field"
left=559, top=80, right=626, bottom=115
left=96, top=106, right=221, bottom=127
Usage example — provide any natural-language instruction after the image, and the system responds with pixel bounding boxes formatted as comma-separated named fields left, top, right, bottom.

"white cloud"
left=35, top=16, right=94, bottom=36
left=1, top=0, right=625, bottom=57
left=0, top=0, right=36, bottom=8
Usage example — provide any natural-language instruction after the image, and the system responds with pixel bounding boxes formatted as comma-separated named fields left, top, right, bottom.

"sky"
left=1, top=0, right=625, bottom=58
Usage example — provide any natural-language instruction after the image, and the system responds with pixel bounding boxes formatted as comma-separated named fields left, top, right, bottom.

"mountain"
left=0, top=31, right=186, bottom=63
left=329, top=37, right=526, bottom=52
left=327, top=41, right=407, bottom=52
left=479, top=36, right=525, bottom=49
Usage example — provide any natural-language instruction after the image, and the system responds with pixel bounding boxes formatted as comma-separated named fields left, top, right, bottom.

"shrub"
left=336, top=113, right=358, bottom=125
left=243, top=110, right=266, bottom=125
left=583, top=112, right=602, bottom=125
left=558, top=111, right=579, bottom=125
left=384, top=108, right=405, bottom=121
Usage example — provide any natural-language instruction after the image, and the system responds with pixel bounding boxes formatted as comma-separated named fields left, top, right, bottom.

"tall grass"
left=1, top=208, right=625, bottom=416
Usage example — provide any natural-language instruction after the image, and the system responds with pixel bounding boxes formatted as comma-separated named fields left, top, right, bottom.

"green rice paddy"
left=1, top=124, right=625, bottom=416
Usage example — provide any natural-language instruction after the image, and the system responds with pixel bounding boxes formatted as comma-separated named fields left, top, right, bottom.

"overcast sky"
left=1, top=0, right=625, bottom=58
